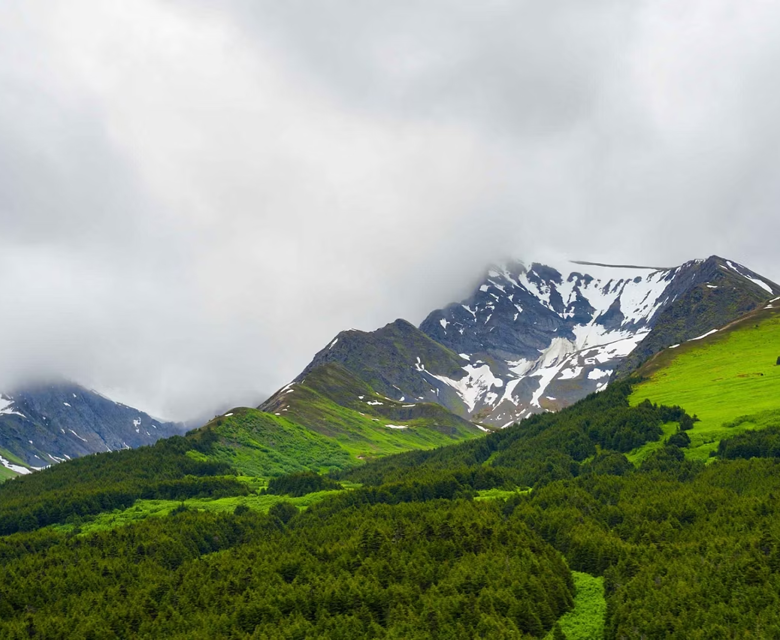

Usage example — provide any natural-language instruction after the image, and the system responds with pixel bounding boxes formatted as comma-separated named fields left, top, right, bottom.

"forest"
left=1, top=381, right=779, bottom=638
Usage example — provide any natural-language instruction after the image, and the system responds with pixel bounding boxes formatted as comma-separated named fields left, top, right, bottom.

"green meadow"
left=474, top=487, right=531, bottom=501
left=544, top=572, right=606, bottom=640
left=629, top=306, right=780, bottom=461
left=50, top=485, right=351, bottom=536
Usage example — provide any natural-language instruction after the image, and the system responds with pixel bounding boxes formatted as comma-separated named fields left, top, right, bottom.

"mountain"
left=3, top=257, right=780, bottom=637
left=0, top=382, right=184, bottom=478
left=419, top=255, right=780, bottom=425
left=269, top=256, right=778, bottom=434
left=291, top=319, right=475, bottom=419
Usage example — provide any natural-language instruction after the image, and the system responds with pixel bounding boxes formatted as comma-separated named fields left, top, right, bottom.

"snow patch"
left=426, top=363, right=504, bottom=413
left=726, top=260, right=774, bottom=294
left=0, top=455, right=31, bottom=475
left=557, top=366, right=583, bottom=380
left=0, top=395, right=24, bottom=418
left=689, top=329, right=718, bottom=341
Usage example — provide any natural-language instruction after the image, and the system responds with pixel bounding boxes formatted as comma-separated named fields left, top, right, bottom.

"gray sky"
left=2, top=0, right=780, bottom=420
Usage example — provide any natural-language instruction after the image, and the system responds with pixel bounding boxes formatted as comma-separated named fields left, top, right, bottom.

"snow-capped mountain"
left=0, top=382, right=185, bottom=475
left=264, top=254, right=780, bottom=436
left=419, top=256, right=780, bottom=425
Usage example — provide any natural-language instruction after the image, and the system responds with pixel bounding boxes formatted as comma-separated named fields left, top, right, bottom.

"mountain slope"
left=0, top=382, right=183, bottom=476
left=629, top=296, right=780, bottom=461
left=419, top=255, right=779, bottom=425
left=616, top=258, right=780, bottom=375
left=189, top=407, right=355, bottom=477
left=259, top=362, right=484, bottom=457
left=295, top=319, right=473, bottom=418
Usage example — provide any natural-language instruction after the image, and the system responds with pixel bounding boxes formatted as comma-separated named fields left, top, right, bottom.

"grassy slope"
left=195, top=408, right=356, bottom=477
left=0, top=465, right=17, bottom=482
left=0, top=448, right=35, bottom=482
left=544, top=572, right=606, bottom=640
left=629, top=303, right=780, bottom=461
left=617, top=261, right=777, bottom=377
left=50, top=488, right=346, bottom=536
left=255, top=363, right=483, bottom=464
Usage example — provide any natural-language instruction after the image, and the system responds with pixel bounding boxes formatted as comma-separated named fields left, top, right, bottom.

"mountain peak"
left=418, top=255, right=780, bottom=425
left=0, top=381, right=184, bottom=474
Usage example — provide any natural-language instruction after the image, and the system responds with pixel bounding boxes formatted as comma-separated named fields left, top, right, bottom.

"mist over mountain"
left=0, top=382, right=184, bottom=474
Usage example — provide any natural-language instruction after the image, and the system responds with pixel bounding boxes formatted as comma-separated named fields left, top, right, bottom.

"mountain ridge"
left=268, top=254, right=779, bottom=435
left=0, top=381, right=185, bottom=477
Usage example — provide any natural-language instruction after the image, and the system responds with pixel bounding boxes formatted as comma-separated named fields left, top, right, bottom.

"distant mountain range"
left=282, top=255, right=779, bottom=429
left=3, top=254, right=778, bottom=478
left=0, top=382, right=184, bottom=476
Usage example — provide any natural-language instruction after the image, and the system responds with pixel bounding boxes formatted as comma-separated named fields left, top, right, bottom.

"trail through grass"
left=545, top=572, right=605, bottom=640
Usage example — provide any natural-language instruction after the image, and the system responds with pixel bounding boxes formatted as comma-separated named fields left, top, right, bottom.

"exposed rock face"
left=0, top=382, right=184, bottom=473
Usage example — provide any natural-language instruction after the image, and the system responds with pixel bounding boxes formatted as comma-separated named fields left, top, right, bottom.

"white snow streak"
left=689, top=329, right=718, bottom=341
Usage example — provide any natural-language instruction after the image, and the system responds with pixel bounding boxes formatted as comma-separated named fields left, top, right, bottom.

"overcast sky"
left=2, top=1, right=780, bottom=420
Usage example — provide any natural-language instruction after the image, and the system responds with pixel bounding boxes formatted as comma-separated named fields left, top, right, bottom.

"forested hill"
left=6, top=371, right=780, bottom=636
left=5, top=315, right=780, bottom=639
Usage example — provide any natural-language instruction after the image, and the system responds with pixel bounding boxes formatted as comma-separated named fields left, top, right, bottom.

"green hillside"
left=192, top=408, right=355, bottom=477
left=7, top=366, right=780, bottom=635
left=255, top=362, right=484, bottom=462
left=629, top=301, right=780, bottom=461
left=617, top=260, right=779, bottom=376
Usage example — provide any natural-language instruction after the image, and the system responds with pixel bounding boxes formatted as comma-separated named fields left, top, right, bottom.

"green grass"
left=630, top=307, right=780, bottom=461
left=474, top=487, right=531, bottom=501
left=197, top=365, right=483, bottom=477
left=202, top=408, right=355, bottom=477
left=545, top=572, right=606, bottom=640
left=0, top=465, right=18, bottom=482
left=50, top=488, right=345, bottom=536
left=259, top=367, right=482, bottom=461
left=625, top=422, right=679, bottom=466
